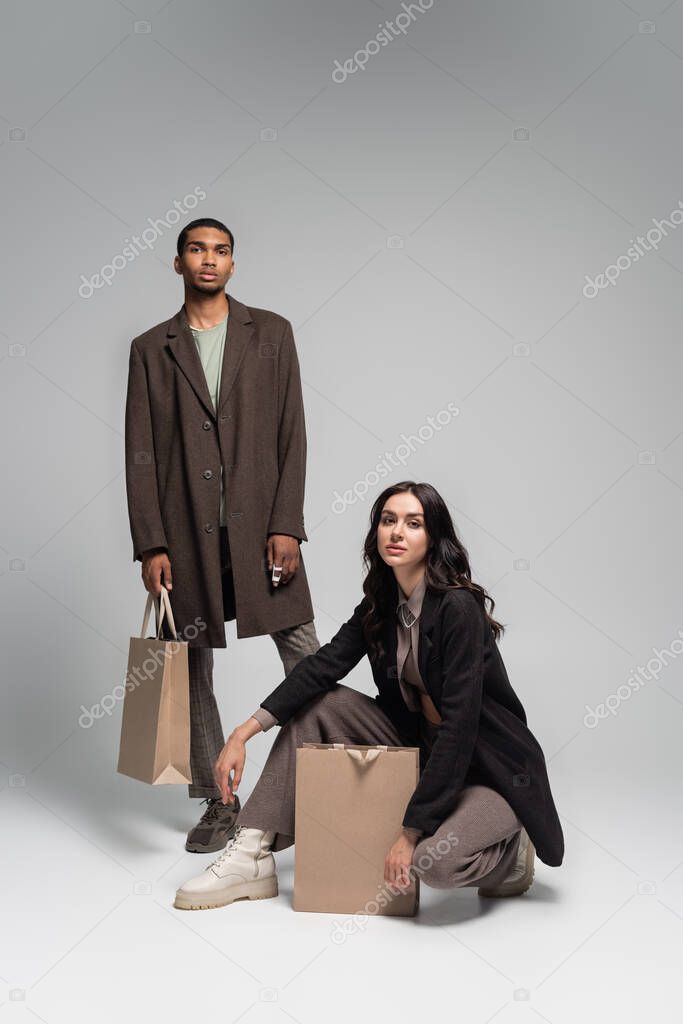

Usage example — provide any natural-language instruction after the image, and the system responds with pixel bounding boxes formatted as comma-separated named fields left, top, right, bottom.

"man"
left=124, top=217, right=320, bottom=853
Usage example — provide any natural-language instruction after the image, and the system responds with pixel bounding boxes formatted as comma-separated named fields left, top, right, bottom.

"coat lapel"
left=417, top=585, right=440, bottom=688
left=165, top=292, right=255, bottom=421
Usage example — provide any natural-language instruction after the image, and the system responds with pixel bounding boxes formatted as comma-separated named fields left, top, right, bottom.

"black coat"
left=259, top=584, right=565, bottom=867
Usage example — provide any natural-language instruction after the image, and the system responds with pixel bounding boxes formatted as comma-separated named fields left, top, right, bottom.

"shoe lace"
left=199, top=796, right=236, bottom=823
left=210, top=825, right=246, bottom=868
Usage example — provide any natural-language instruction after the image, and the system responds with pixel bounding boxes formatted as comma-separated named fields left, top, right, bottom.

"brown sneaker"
left=185, top=796, right=241, bottom=853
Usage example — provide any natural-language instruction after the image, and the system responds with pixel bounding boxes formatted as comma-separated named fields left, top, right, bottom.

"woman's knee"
left=412, top=830, right=465, bottom=889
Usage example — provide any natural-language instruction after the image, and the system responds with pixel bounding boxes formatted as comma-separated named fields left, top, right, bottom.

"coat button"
left=203, top=469, right=213, bottom=479
left=202, top=420, right=211, bottom=430
left=204, top=523, right=214, bottom=533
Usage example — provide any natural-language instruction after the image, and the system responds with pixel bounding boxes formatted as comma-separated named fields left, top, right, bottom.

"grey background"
left=1, top=0, right=681, bottom=1020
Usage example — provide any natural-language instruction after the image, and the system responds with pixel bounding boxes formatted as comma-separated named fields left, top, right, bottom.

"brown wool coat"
left=124, top=292, right=314, bottom=647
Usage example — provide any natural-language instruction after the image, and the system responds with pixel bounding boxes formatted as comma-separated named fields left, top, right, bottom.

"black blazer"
left=259, top=585, right=565, bottom=867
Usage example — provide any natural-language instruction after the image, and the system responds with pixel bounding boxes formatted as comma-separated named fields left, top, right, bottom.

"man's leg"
left=411, top=784, right=522, bottom=890
left=185, top=644, right=240, bottom=852
left=187, top=645, right=223, bottom=800
left=236, top=684, right=402, bottom=850
left=269, top=618, right=320, bottom=675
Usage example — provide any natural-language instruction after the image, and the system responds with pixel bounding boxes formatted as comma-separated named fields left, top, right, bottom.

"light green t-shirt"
left=190, top=313, right=228, bottom=527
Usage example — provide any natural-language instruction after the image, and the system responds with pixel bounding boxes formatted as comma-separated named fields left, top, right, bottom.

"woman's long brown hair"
left=360, top=481, right=505, bottom=664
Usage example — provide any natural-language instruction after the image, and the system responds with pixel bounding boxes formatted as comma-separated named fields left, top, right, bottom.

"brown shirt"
left=395, top=573, right=442, bottom=724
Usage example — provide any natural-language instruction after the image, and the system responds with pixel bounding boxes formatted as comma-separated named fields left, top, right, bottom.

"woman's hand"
left=384, top=831, right=418, bottom=889
left=212, top=717, right=264, bottom=804
left=213, top=732, right=246, bottom=805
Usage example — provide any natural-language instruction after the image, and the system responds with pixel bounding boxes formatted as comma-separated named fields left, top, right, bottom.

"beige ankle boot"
left=174, top=825, right=278, bottom=910
left=478, top=828, right=535, bottom=898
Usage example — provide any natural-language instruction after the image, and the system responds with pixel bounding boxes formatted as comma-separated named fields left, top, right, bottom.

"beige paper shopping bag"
left=117, top=588, right=191, bottom=785
left=293, top=742, right=420, bottom=916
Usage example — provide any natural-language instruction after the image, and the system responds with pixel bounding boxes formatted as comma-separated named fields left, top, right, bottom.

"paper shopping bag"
left=117, top=587, right=191, bottom=785
left=293, top=742, right=420, bottom=916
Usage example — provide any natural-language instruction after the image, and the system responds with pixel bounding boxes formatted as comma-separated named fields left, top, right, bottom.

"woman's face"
left=377, top=493, right=429, bottom=570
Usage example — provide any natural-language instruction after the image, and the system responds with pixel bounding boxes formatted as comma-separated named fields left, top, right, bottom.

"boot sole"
left=174, top=876, right=278, bottom=911
left=478, top=838, right=536, bottom=898
left=185, top=820, right=239, bottom=854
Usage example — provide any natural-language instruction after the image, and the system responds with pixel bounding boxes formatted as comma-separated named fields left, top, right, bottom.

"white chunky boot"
left=174, top=825, right=278, bottom=910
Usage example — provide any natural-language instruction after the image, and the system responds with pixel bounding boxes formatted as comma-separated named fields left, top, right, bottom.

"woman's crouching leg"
left=411, top=785, right=522, bottom=890
left=237, top=685, right=402, bottom=852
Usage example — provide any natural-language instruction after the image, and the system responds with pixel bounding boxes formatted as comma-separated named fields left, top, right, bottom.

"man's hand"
left=384, top=831, right=418, bottom=889
left=266, top=534, right=300, bottom=586
left=141, top=549, right=172, bottom=596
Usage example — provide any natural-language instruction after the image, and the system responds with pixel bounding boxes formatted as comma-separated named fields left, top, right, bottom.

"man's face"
left=174, top=228, right=234, bottom=294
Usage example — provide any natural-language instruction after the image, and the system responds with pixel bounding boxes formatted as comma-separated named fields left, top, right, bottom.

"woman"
left=174, top=481, right=564, bottom=911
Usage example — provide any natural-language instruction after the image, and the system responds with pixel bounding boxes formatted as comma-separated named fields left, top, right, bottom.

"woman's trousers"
left=236, top=684, right=523, bottom=890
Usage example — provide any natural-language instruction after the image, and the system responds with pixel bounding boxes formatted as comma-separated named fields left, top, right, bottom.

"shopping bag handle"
left=140, top=587, right=178, bottom=641
left=343, top=745, right=388, bottom=765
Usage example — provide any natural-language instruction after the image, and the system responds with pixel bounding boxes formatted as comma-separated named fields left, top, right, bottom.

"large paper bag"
left=117, top=588, right=191, bottom=785
left=294, top=742, right=420, bottom=916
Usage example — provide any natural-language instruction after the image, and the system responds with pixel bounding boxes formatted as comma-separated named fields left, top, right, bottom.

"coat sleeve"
left=125, top=339, right=169, bottom=563
left=258, top=597, right=369, bottom=725
left=401, top=590, right=485, bottom=835
left=266, top=319, right=309, bottom=543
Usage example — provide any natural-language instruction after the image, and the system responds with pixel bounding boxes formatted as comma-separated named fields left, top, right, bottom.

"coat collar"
left=396, top=572, right=428, bottom=627
left=383, top=581, right=442, bottom=686
left=165, top=291, right=255, bottom=421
